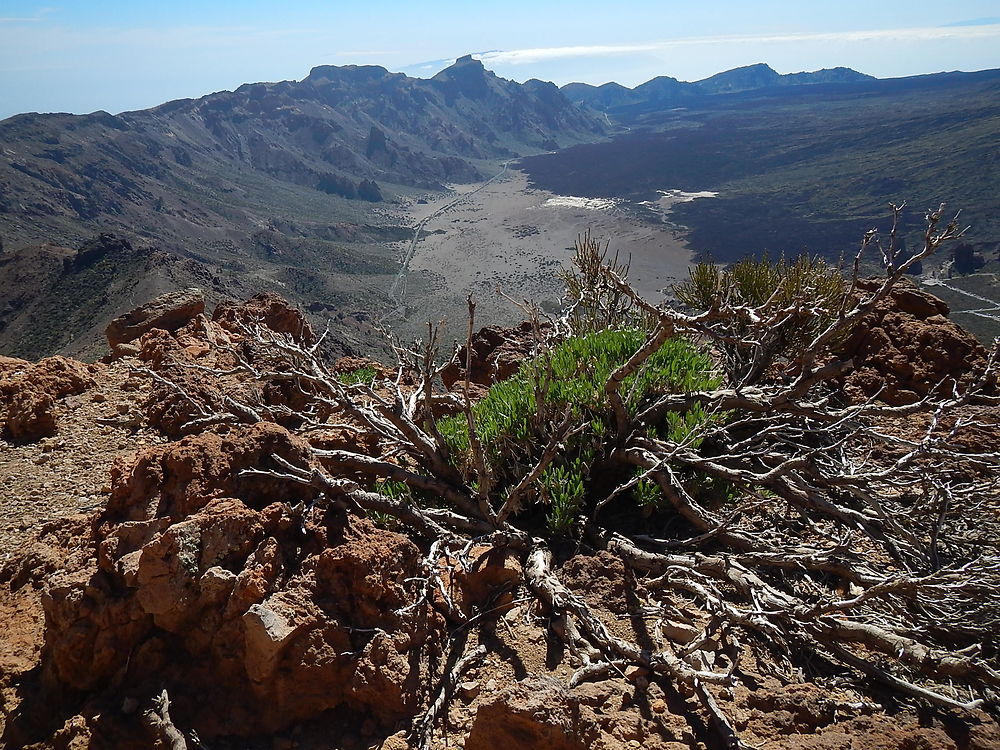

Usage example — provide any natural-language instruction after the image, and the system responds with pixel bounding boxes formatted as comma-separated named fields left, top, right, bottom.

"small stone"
left=651, top=698, right=667, bottom=713
left=502, top=605, right=523, bottom=623
left=484, top=678, right=498, bottom=692
left=458, top=680, right=481, bottom=700
left=91, top=392, right=107, bottom=403
left=625, top=666, right=647, bottom=681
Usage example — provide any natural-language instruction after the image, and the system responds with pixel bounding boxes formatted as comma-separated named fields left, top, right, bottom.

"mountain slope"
left=0, top=57, right=604, bottom=253
left=0, top=58, right=605, bottom=358
left=524, top=68, right=1000, bottom=277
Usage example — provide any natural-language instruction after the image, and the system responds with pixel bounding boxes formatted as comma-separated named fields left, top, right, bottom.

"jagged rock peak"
left=448, top=54, right=486, bottom=70
left=432, top=54, right=494, bottom=99
left=432, top=54, right=490, bottom=80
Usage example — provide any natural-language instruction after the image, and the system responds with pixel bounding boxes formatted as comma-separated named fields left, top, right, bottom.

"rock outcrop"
left=38, top=420, right=443, bottom=740
left=0, top=355, right=98, bottom=441
left=114, top=291, right=319, bottom=437
left=840, top=279, right=992, bottom=405
left=441, top=320, right=544, bottom=391
left=105, top=287, right=205, bottom=351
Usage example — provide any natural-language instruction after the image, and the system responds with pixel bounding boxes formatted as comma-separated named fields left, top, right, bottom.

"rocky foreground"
left=1, top=285, right=999, bottom=750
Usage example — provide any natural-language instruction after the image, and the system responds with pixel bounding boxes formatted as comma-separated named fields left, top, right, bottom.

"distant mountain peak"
left=695, top=63, right=782, bottom=93
left=433, top=54, right=488, bottom=78
left=432, top=54, right=494, bottom=99
left=562, top=62, right=876, bottom=110
left=454, top=54, right=484, bottom=67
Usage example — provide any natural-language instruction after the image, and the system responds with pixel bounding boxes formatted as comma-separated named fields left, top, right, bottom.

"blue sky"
left=1, top=1, right=999, bottom=119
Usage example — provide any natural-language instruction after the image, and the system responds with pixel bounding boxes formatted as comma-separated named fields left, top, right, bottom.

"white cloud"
left=474, top=24, right=1000, bottom=66
left=477, top=44, right=662, bottom=65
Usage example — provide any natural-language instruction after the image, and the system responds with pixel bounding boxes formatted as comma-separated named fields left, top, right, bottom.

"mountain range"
left=1, top=57, right=997, bottom=359
left=562, top=62, right=875, bottom=110
left=0, top=55, right=603, bottom=249
left=0, top=56, right=606, bottom=359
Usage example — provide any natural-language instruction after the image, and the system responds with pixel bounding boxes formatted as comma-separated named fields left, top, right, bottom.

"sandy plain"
left=389, top=168, right=706, bottom=340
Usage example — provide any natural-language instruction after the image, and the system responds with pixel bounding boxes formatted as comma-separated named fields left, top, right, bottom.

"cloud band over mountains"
left=473, top=24, right=1000, bottom=66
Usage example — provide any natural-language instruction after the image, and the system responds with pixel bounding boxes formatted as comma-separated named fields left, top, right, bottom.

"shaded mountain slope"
left=525, top=68, right=1000, bottom=267
left=0, top=234, right=244, bottom=361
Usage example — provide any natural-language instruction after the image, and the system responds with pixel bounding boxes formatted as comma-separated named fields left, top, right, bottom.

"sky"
left=1, top=1, right=999, bottom=119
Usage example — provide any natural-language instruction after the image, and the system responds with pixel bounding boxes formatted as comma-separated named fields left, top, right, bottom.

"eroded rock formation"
left=840, top=279, right=992, bottom=405
left=0, top=355, right=98, bottom=441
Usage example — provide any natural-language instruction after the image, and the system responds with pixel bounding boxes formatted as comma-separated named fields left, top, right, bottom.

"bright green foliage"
left=438, top=328, right=720, bottom=535
left=368, top=479, right=410, bottom=530
left=633, top=475, right=663, bottom=512
left=337, top=365, right=378, bottom=385
left=674, top=254, right=849, bottom=379
left=375, top=478, right=410, bottom=500
left=541, top=462, right=587, bottom=534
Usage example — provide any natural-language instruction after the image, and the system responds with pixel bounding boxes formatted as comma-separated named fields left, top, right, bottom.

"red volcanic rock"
left=132, top=293, right=324, bottom=437
left=466, top=677, right=589, bottom=750
left=840, top=280, right=991, bottom=406
left=105, top=287, right=205, bottom=350
left=0, top=355, right=98, bottom=440
left=39, top=418, right=443, bottom=739
left=0, top=355, right=29, bottom=377
left=213, top=291, right=315, bottom=346
left=441, top=320, right=544, bottom=391
left=438, top=545, right=523, bottom=620
left=105, top=421, right=316, bottom=521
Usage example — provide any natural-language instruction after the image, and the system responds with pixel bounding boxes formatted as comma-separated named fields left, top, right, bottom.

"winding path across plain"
left=388, top=160, right=511, bottom=316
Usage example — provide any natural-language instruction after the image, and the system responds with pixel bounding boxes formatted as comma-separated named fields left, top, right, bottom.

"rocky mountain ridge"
left=0, top=56, right=608, bottom=361
left=561, top=63, right=876, bottom=110
left=0, top=55, right=604, bottom=250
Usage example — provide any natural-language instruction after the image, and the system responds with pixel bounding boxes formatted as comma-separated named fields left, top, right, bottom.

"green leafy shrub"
left=437, top=328, right=720, bottom=535
left=558, top=230, right=652, bottom=335
left=673, top=254, right=848, bottom=381
left=337, top=365, right=378, bottom=385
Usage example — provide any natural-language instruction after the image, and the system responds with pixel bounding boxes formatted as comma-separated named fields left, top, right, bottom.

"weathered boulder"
left=469, top=676, right=773, bottom=750
left=441, top=320, right=544, bottom=391
left=213, top=291, right=315, bottom=346
left=437, top=545, right=523, bottom=620
left=37, top=420, right=443, bottom=740
left=105, top=421, right=317, bottom=521
left=466, top=678, right=593, bottom=750
left=0, top=355, right=98, bottom=440
left=130, top=293, right=321, bottom=437
left=105, top=288, right=205, bottom=351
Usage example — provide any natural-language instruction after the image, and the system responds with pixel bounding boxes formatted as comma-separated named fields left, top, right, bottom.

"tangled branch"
left=164, top=205, right=1000, bottom=745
